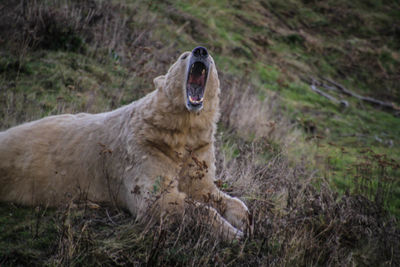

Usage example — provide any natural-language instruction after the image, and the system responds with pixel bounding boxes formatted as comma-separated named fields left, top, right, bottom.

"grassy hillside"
left=1, top=0, right=399, bottom=265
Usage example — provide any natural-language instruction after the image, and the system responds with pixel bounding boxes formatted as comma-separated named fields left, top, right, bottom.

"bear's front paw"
left=223, top=197, right=252, bottom=235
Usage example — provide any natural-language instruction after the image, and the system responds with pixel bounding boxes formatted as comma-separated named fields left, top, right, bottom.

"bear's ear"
left=153, top=75, right=166, bottom=90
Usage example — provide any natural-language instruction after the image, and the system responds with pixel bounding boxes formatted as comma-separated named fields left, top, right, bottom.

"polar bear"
left=0, top=47, right=250, bottom=239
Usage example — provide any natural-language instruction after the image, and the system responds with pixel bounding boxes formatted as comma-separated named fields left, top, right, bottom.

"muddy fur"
left=0, top=50, right=250, bottom=239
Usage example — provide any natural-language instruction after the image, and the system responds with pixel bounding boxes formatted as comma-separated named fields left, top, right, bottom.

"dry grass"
left=17, top=137, right=397, bottom=266
left=216, top=82, right=400, bottom=265
left=1, top=0, right=127, bottom=56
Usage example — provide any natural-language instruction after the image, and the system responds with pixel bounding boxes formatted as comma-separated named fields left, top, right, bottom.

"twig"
left=242, top=196, right=275, bottom=205
left=311, top=84, right=338, bottom=103
left=106, top=208, right=118, bottom=225
left=320, top=84, right=339, bottom=92
left=321, top=77, right=399, bottom=111
left=310, top=83, right=349, bottom=108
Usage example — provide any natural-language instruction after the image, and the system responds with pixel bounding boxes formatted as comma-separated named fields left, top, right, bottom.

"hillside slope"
left=0, top=0, right=399, bottom=265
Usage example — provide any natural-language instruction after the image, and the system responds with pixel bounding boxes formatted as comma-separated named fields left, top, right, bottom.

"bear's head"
left=154, top=47, right=220, bottom=112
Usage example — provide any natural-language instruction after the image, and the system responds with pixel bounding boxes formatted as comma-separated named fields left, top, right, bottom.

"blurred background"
left=0, top=0, right=399, bottom=265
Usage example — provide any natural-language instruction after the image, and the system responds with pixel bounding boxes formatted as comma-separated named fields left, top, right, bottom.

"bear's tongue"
left=188, top=84, right=203, bottom=102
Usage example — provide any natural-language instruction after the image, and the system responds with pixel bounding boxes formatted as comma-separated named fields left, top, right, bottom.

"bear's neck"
left=144, top=88, right=219, bottom=132
left=136, top=88, right=219, bottom=153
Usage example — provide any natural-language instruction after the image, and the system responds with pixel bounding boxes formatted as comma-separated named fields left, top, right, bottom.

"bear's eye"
left=181, top=54, right=188, bottom=60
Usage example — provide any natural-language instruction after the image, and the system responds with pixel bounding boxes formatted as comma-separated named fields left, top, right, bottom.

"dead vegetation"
left=3, top=138, right=399, bottom=266
left=1, top=0, right=127, bottom=57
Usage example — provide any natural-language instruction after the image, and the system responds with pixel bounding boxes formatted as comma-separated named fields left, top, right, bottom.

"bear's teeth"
left=189, top=96, right=203, bottom=104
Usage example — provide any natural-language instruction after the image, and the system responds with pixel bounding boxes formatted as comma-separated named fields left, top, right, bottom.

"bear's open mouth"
left=187, top=61, right=208, bottom=109
left=185, top=47, right=210, bottom=111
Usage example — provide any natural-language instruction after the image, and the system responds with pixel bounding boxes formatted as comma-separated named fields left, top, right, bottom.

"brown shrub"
left=0, top=1, right=126, bottom=54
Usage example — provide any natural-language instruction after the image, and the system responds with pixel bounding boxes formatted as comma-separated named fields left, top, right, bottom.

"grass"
left=0, top=204, right=58, bottom=266
left=0, top=50, right=150, bottom=129
left=0, top=0, right=400, bottom=265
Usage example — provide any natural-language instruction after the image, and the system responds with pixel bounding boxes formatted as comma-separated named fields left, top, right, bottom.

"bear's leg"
left=219, top=192, right=252, bottom=234
left=188, top=183, right=251, bottom=235
left=136, top=186, right=243, bottom=241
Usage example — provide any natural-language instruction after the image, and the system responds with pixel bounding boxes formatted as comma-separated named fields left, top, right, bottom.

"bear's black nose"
left=192, top=46, right=208, bottom=58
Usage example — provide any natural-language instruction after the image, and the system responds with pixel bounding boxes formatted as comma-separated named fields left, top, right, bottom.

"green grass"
left=0, top=50, right=149, bottom=129
left=0, top=203, right=58, bottom=265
